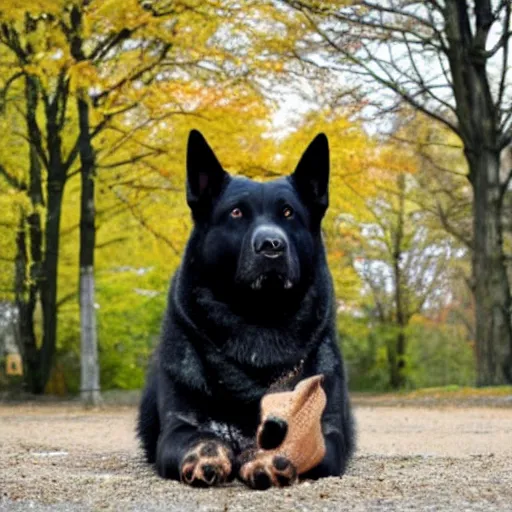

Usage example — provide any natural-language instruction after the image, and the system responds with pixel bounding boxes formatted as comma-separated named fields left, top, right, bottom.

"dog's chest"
left=200, top=420, right=254, bottom=453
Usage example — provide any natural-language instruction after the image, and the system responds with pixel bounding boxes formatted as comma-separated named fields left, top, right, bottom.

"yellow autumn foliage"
left=0, top=0, right=434, bottom=392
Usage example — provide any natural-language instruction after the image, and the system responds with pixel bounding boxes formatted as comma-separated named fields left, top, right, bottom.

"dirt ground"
left=1, top=398, right=512, bottom=511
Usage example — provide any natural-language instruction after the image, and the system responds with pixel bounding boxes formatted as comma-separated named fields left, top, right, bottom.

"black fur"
left=137, top=129, right=355, bottom=484
left=259, top=417, right=288, bottom=450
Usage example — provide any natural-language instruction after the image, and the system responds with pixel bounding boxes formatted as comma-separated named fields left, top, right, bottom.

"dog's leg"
left=154, top=370, right=236, bottom=486
left=299, top=430, right=345, bottom=480
left=179, top=438, right=234, bottom=487
left=137, top=370, right=160, bottom=463
left=237, top=449, right=298, bottom=490
left=157, top=418, right=235, bottom=486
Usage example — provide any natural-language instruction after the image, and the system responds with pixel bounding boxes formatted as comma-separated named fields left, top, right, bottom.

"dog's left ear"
left=186, top=129, right=229, bottom=216
left=290, top=133, right=329, bottom=218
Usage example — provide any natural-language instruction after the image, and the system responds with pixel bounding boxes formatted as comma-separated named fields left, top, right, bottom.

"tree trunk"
left=18, top=74, right=49, bottom=394
left=69, top=4, right=101, bottom=406
left=386, top=336, right=399, bottom=389
left=14, top=214, right=39, bottom=392
left=471, top=150, right=512, bottom=385
left=77, top=95, right=101, bottom=406
left=443, top=1, right=512, bottom=385
left=390, top=173, right=407, bottom=389
left=394, top=330, right=407, bottom=387
left=80, top=264, right=100, bottom=405
left=37, top=181, right=65, bottom=393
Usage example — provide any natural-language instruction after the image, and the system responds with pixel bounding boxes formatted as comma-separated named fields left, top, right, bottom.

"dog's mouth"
left=250, top=273, right=294, bottom=291
left=259, top=250, right=283, bottom=260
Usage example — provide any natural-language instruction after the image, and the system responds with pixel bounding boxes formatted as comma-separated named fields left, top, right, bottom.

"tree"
left=0, top=0, right=284, bottom=395
left=0, top=17, right=76, bottom=393
left=344, top=170, right=456, bottom=388
left=285, top=0, right=512, bottom=385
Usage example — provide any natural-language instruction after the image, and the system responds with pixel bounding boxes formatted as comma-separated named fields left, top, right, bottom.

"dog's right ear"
left=186, top=129, right=229, bottom=215
left=290, top=133, right=329, bottom=218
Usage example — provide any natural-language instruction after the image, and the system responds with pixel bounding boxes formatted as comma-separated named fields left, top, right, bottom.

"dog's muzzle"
left=252, top=225, right=288, bottom=259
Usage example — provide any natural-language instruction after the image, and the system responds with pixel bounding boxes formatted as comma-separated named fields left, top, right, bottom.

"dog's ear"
left=186, top=129, right=229, bottom=214
left=290, top=133, right=329, bottom=218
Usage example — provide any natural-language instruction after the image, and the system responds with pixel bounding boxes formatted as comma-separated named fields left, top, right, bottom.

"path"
left=1, top=403, right=511, bottom=511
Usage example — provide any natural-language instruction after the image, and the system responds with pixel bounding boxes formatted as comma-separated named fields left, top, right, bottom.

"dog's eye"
left=230, top=207, right=243, bottom=219
left=283, top=206, right=294, bottom=219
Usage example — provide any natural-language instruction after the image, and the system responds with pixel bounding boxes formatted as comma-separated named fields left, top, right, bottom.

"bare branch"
left=473, top=0, right=494, bottom=51
left=63, top=137, right=81, bottom=173
left=57, top=291, right=77, bottom=309
left=98, top=151, right=162, bottom=170
left=299, top=9, right=461, bottom=136
left=0, top=22, right=28, bottom=63
left=496, top=1, right=510, bottom=114
left=108, top=186, right=180, bottom=255
left=92, top=42, right=172, bottom=105
left=0, top=163, right=25, bottom=190
left=501, top=168, right=512, bottom=200
left=500, top=146, right=512, bottom=200
left=433, top=197, right=473, bottom=250
left=501, top=121, right=512, bottom=150
left=0, top=71, right=23, bottom=111
left=90, top=28, right=135, bottom=62
left=96, top=237, right=129, bottom=249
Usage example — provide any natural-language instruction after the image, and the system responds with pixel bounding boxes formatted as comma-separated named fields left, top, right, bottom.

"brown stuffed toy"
left=255, top=374, right=327, bottom=475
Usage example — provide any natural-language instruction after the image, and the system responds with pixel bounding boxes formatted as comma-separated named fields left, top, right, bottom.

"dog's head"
left=185, top=129, right=329, bottom=304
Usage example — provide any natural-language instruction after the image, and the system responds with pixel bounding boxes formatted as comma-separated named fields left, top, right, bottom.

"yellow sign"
left=6, top=353, right=23, bottom=376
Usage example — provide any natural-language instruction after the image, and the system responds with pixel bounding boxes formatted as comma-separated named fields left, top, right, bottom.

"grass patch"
left=351, top=385, right=512, bottom=407
left=402, top=385, right=512, bottom=398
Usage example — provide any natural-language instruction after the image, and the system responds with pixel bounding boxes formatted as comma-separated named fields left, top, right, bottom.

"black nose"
left=252, top=226, right=287, bottom=257
left=258, top=237, right=285, bottom=253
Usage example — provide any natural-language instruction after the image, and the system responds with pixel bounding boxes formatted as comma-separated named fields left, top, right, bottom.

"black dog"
left=137, top=129, right=355, bottom=489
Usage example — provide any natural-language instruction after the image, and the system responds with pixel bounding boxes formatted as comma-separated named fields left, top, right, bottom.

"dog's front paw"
left=238, top=450, right=297, bottom=490
left=180, top=441, right=233, bottom=487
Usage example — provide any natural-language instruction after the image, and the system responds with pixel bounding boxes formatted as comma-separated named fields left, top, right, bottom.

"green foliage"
left=339, top=314, right=476, bottom=392
left=96, top=269, right=166, bottom=390
left=47, top=267, right=167, bottom=392
left=338, top=315, right=390, bottom=391
left=406, top=320, right=475, bottom=389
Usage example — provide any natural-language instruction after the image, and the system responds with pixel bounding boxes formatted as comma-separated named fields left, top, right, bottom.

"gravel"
left=1, top=401, right=511, bottom=511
